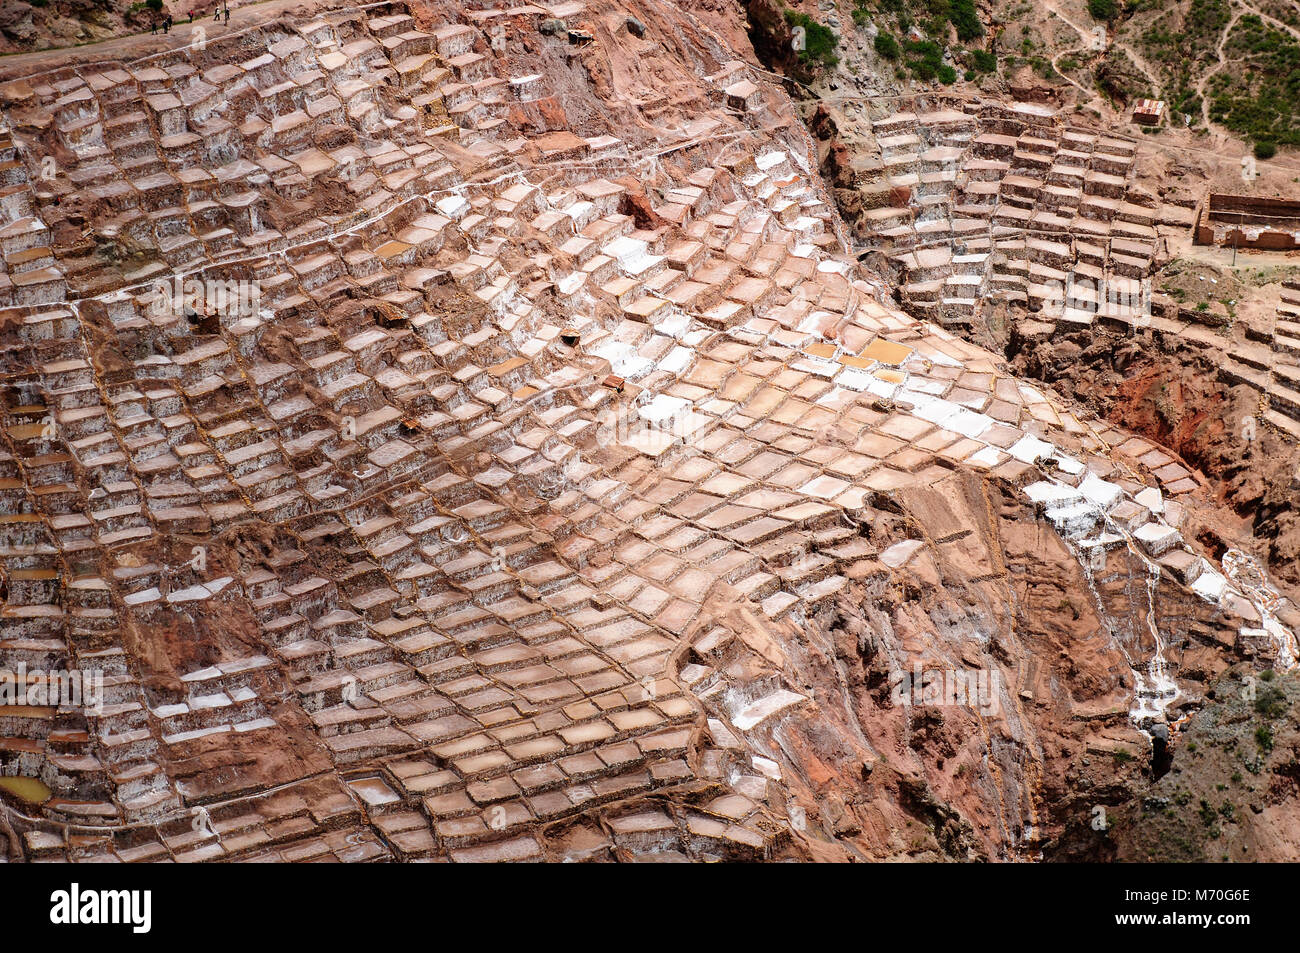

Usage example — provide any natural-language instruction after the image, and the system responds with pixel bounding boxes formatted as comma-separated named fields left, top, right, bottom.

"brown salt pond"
left=0, top=776, right=52, bottom=804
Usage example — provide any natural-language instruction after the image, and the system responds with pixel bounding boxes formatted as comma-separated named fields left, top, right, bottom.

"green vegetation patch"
left=1089, top=0, right=1120, bottom=20
left=1137, top=0, right=1234, bottom=134
left=1254, top=683, right=1287, bottom=718
left=1207, top=15, right=1300, bottom=149
left=783, top=9, right=840, bottom=67
left=905, top=38, right=947, bottom=80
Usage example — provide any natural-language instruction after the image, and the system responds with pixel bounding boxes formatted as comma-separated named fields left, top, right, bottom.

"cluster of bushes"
left=866, top=1, right=995, bottom=83
left=1088, top=0, right=1120, bottom=21
left=912, top=0, right=984, bottom=41
left=907, top=38, right=944, bottom=79
left=1207, top=15, right=1300, bottom=152
left=904, top=38, right=957, bottom=82
left=1169, top=86, right=1202, bottom=126
left=948, top=0, right=983, bottom=40
left=1254, top=680, right=1287, bottom=718
left=1139, top=0, right=1229, bottom=108
left=783, top=8, right=840, bottom=67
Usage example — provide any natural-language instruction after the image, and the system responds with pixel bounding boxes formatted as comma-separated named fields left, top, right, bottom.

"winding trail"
left=1238, top=0, right=1300, bottom=39
left=1178, top=0, right=1300, bottom=136
left=1039, top=0, right=1111, bottom=108
left=1194, top=5, right=1245, bottom=129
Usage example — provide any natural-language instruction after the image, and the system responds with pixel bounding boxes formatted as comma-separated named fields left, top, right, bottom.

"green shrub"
left=1255, top=140, right=1277, bottom=159
left=972, top=48, right=997, bottom=71
left=938, top=64, right=958, bottom=83
left=905, top=38, right=946, bottom=80
left=1256, top=724, right=1274, bottom=752
left=1254, top=684, right=1287, bottom=717
left=949, top=0, right=984, bottom=40
left=875, top=31, right=901, bottom=59
left=1089, top=0, right=1120, bottom=20
left=783, top=10, right=840, bottom=67
left=1198, top=799, right=1218, bottom=826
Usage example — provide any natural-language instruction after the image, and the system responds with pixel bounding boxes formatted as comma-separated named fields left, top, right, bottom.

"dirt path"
left=0, top=0, right=345, bottom=81
left=1186, top=0, right=1300, bottom=135
left=1109, top=37, right=1164, bottom=94
left=1192, top=4, right=1245, bottom=129
left=1237, top=0, right=1300, bottom=40
left=1040, top=0, right=1094, bottom=42
left=1043, top=0, right=1167, bottom=101
left=1049, top=47, right=1100, bottom=106
left=1033, top=1, right=1107, bottom=110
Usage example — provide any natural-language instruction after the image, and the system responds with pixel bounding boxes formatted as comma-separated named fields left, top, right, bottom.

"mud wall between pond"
left=1195, top=194, right=1300, bottom=249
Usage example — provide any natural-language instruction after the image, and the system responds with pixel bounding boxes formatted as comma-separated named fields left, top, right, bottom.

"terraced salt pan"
left=1007, top=434, right=1055, bottom=464
left=167, top=576, right=235, bottom=603
left=966, top=445, right=1004, bottom=468
left=881, top=372, right=1259, bottom=727
left=638, top=393, right=688, bottom=424
left=1079, top=473, right=1123, bottom=508
left=731, top=689, right=807, bottom=731
left=1223, top=549, right=1299, bottom=669
left=605, top=235, right=661, bottom=276
left=880, top=539, right=925, bottom=568
left=657, top=345, right=695, bottom=375
left=591, top=339, right=653, bottom=379
left=820, top=363, right=886, bottom=396
left=1192, top=567, right=1229, bottom=601
left=900, top=392, right=995, bottom=440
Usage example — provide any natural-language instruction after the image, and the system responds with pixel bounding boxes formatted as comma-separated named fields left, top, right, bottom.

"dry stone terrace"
left=858, top=100, right=1164, bottom=328
left=0, top=1, right=1292, bottom=862
left=857, top=99, right=1300, bottom=443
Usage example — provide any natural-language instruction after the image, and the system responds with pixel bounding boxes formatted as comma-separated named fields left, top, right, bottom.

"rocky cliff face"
left=0, top=0, right=181, bottom=54
left=1007, top=325, right=1300, bottom=599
